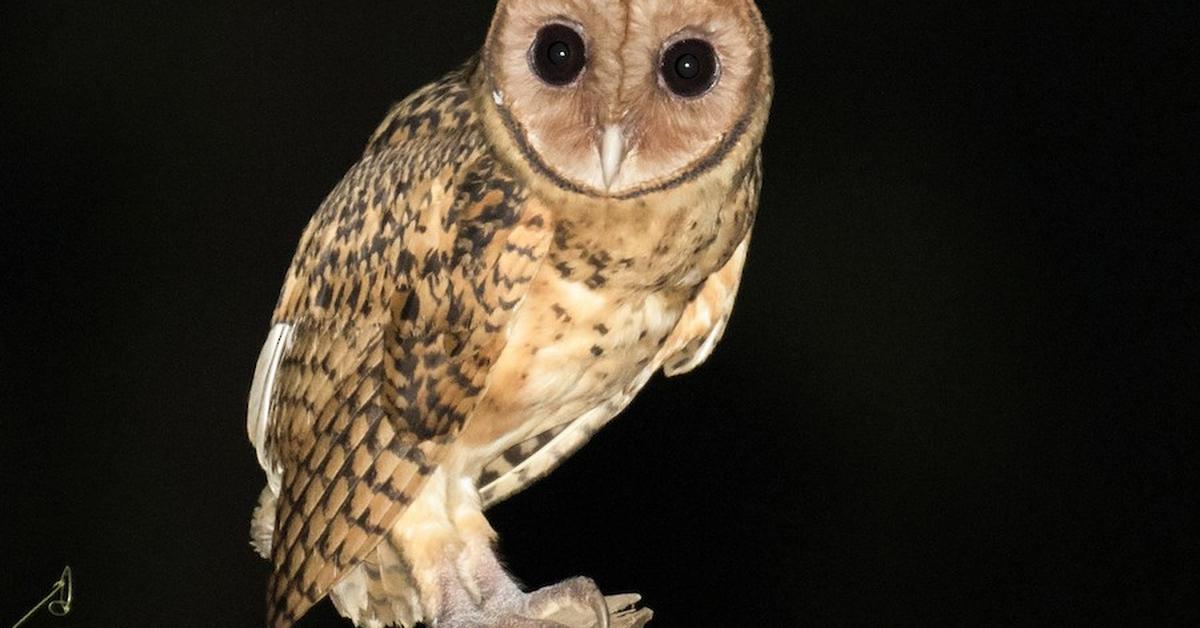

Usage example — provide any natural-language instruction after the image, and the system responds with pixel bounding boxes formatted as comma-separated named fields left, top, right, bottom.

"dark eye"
left=660, top=38, right=719, bottom=98
left=530, top=23, right=587, bottom=86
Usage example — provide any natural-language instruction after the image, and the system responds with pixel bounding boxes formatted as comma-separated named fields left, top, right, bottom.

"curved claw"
left=524, top=576, right=610, bottom=628
left=592, top=589, right=610, bottom=628
left=605, top=594, right=653, bottom=628
left=568, top=576, right=607, bottom=628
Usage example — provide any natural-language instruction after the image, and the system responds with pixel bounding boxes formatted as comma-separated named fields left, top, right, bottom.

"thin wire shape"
left=11, top=567, right=72, bottom=628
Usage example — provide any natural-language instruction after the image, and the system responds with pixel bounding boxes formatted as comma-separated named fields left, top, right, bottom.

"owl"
left=247, top=1, right=772, bottom=626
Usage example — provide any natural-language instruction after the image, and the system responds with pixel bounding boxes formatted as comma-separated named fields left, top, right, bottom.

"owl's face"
left=482, top=0, right=771, bottom=199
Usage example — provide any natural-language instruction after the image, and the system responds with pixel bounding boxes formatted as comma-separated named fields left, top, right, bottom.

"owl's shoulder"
left=272, top=60, right=537, bottom=324
left=365, top=59, right=483, bottom=154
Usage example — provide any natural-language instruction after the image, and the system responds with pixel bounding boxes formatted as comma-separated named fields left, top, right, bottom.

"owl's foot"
left=440, top=576, right=603, bottom=628
left=507, top=576, right=608, bottom=628
left=532, top=590, right=652, bottom=628
left=439, top=568, right=651, bottom=628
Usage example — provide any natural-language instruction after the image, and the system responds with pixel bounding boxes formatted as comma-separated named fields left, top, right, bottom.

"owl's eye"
left=530, top=23, right=587, bottom=86
left=660, top=38, right=719, bottom=98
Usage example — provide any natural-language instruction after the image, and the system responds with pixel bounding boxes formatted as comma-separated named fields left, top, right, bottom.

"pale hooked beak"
left=599, top=123, right=626, bottom=190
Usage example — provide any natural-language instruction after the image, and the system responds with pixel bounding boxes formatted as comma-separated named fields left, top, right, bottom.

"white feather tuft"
left=250, top=484, right=276, bottom=559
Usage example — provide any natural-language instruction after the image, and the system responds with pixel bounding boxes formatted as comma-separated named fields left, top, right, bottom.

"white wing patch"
left=247, top=322, right=293, bottom=493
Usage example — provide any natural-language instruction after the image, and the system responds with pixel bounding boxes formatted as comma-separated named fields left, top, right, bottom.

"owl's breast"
left=541, top=172, right=755, bottom=293
left=452, top=267, right=688, bottom=471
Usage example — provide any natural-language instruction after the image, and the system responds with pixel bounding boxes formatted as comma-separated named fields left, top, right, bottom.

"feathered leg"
left=422, top=477, right=648, bottom=628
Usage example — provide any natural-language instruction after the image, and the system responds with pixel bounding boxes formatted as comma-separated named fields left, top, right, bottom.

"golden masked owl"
left=247, top=1, right=772, bottom=626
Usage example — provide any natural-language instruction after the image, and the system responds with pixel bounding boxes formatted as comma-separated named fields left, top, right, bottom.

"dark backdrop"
left=1, top=1, right=1194, bottom=626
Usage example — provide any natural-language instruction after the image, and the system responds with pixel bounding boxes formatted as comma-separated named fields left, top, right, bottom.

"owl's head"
left=478, top=0, right=772, bottom=199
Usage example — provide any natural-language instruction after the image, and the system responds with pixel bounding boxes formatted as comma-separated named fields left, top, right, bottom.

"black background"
left=2, top=1, right=1195, bottom=626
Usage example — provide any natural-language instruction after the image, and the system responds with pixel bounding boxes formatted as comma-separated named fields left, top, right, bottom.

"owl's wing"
left=658, top=152, right=761, bottom=376
left=257, top=77, right=553, bottom=625
left=659, top=234, right=751, bottom=376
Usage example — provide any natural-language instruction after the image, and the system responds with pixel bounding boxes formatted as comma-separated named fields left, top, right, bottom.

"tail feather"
left=377, top=537, right=422, bottom=623
left=254, top=480, right=422, bottom=627
left=329, top=535, right=422, bottom=627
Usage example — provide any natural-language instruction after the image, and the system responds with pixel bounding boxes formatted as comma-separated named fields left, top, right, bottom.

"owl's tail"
left=329, top=533, right=424, bottom=628
left=251, top=483, right=423, bottom=627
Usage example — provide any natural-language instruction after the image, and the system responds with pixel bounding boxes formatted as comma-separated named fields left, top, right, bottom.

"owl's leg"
left=430, top=478, right=610, bottom=628
left=434, top=536, right=608, bottom=628
left=401, top=472, right=641, bottom=627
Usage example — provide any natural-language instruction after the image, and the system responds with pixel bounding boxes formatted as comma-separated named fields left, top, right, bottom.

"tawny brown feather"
left=259, top=64, right=554, bottom=626
left=250, top=1, right=772, bottom=625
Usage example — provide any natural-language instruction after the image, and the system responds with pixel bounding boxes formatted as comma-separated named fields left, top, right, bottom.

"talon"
left=593, top=596, right=610, bottom=628
left=574, top=577, right=608, bottom=628
left=519, top=576, right=611, bottom=627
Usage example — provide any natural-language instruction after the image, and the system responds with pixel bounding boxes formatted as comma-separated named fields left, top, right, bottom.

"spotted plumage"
left=249, top=1, right=771, bottom=626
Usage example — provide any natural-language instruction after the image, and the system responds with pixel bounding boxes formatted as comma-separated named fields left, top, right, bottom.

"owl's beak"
left=599, top=124, right=626, bottom=191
